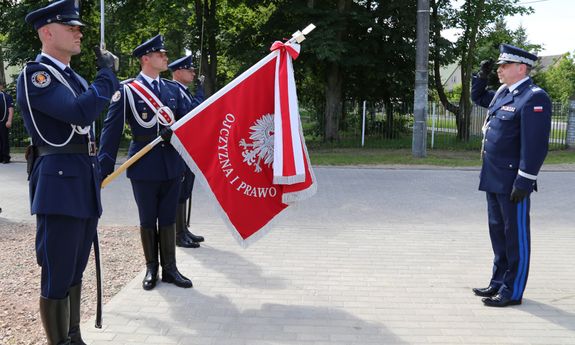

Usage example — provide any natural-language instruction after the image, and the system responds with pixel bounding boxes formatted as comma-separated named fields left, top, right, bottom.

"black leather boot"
left=40, top=296, right=71, bottom=345
left=140, top=226, right=159, bottom=290
left=176, top=203, right=199, bottom=248
left=159, top=224, right=193, bottom=288
left=179, top=201, right=204, bottom=243
left=68, top=283, right=86, bottom=345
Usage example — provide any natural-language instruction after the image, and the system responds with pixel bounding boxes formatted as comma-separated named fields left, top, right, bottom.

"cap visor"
left=497, top=59, right=516, bottom=65
left=61, top=19, right=86, bottom=27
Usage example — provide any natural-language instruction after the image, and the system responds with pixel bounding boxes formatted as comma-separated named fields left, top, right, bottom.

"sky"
left=444, top=0, right=574, bottom=56
left=507, top=0, right=575, bottom=55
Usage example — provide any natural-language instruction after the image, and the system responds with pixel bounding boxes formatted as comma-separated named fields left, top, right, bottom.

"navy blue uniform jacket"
left=99, top=74, right=186, bottom=181
left=471, top=76, right=552, bottom=194
left=16, top=55, right=119, bottom=218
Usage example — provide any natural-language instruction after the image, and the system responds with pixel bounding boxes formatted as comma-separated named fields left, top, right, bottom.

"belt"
left=36, top=143, right=97, bottom=157
left=132, top=135, right=156, bottom=143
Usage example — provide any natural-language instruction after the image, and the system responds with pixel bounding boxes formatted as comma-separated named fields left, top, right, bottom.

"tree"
left=430, top=0, right=531, bottom=141
left=535, top=53, right=575, bottom=103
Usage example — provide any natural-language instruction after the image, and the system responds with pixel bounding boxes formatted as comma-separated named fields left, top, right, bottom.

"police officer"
left=16, top=0, right=119, bottom=344
left=167, top=55, right=205, bottom=248
left=471, top=44, right=552, bottom=307
left=99, top=35, right=193, bottom=291
left=0, top=82, right=14, bottom=164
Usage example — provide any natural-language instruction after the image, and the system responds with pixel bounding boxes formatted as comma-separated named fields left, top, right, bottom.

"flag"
left=170, top=41, right=316, bottom=247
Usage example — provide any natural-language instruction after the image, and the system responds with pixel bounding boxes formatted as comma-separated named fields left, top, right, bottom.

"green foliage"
left=535, top=53, right=575, bottom=103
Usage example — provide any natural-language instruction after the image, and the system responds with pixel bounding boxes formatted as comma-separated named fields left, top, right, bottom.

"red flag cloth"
left=170, top=45, right=316, bottom=247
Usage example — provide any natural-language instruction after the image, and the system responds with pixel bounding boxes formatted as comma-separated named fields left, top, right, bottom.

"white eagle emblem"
left=239, top=114, right=274, bottom=173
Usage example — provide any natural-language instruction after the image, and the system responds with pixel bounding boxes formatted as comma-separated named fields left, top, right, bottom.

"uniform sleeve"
left=514, top=90, right=552, bottom=192
left=471, top=76, right=495, bottom=108
left=6, top=93, right=14, bottom=108
left=190, top=85, right=205, bottom=109
left=98, top=87, right=125, bottom=178
left=22, top=65, right=119, bottom=127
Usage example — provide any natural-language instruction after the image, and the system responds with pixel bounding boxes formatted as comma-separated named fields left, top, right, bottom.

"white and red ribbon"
left=270, top=41, right=305, bottom=185
left=127, top=80, right=174, bottom=126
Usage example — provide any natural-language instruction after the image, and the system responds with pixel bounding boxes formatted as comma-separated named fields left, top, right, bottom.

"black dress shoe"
left=162, top=265, right=193, bottom=288
left=142, top=265, right=158, bottom=290
left=176, top=232, right=200, bottom=248
left=472, top=285, right=500, bottom=297
left=482, top=293, right=521, bottom=307
left=185, top=230, right=204, bottom=243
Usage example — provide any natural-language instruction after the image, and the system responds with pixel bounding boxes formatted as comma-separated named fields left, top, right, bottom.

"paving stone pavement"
left=2, top=161, right=575, bottom=344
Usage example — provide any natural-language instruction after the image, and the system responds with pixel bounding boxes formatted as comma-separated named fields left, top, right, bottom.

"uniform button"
left=58, top=171, right=63, bottom=175
left=92, top=163, right=95, bottom=168
left=509, top=164, right=513, bottom=168
left=502, top=116, right=506, bottom=119
left=483, top=150, right=486, bottom=154
left=161, top=143, right=165, bottom=147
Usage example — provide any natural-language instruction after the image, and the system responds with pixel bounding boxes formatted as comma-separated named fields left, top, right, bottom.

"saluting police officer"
left=16, top=0, right=119, bottom=344
left=99, top=35, right=193, bottom=291
left=167, top=55, right=205, bottom=248
left=471, top=44, right=552, bottom=307
left=0, top=82, right=14, bottom=164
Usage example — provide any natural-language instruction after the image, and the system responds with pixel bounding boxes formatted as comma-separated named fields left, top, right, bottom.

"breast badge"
left=31, top=71, right=51, bottom=88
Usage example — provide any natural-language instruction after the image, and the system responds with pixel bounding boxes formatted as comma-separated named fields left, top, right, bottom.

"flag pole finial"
left=291, top=23, right=315, bottom=43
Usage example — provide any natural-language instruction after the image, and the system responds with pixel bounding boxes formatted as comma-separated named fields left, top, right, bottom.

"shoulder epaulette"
left=121, top=78, right=135, bottom=85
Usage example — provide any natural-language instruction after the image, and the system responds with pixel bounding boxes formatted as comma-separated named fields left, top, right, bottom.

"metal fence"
left=333, top=101, right=568, bottom=150
left=6, top=101, right=570, bottom=151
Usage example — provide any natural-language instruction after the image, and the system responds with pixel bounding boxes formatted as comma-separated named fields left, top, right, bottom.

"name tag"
left=501, top=106, right=515, bottom=112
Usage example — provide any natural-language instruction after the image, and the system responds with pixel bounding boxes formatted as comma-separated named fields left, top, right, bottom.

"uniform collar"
left=174, top=80, right=189, bottom=90
left=139, top=72, right=161, bottom=89
left=40, top=52, right=70, bottom=72
left=507, top=77, right=530, bottom=93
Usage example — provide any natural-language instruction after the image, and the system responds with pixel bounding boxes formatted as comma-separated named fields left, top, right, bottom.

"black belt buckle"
left=88, top=142, right=97, bottom=156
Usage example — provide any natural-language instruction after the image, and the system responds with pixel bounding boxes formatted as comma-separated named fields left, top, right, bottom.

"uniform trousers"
left=179, top=168, right=195, bottom=203
left=486, top=192, right=531, bottom=300
left=130, top=177, right=182, bottom=227
left=36, top=214, right=97, bottom=299
left=0, top=121, right=10, bottom=161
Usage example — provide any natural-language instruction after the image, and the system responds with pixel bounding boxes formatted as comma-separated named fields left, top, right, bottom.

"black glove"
left=94, top=46, right=119, bottom=72
left=510, top=187, right=529, bottom=203
left=160, top=127, right=173, bottom=142
left=477, top=59, right=494, bottom=79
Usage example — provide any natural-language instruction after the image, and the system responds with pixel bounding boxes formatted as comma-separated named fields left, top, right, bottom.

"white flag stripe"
left=272, top=51, right=284, bottom=178
left=171, top=52, right=278, bottom=131
left=287, top=55, right=305, bottom=177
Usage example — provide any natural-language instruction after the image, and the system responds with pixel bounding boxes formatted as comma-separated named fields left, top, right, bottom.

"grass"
left=308, top=148, right=575, bottom=167
left=10, top=134, right=575, bottom=167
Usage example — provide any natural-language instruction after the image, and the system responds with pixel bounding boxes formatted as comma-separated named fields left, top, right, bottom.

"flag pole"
left=100, top=0, right=105, bottom=50
left=101, top=24, right=316, bottom=188
left=101, top=137, right=162, bottom=188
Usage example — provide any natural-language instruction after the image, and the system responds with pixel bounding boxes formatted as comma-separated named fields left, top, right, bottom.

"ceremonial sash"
left=126, top=80, right=174, bottom=126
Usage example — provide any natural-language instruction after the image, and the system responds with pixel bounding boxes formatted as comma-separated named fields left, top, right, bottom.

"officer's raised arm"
left=471, top=59, right=496, bottom=108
